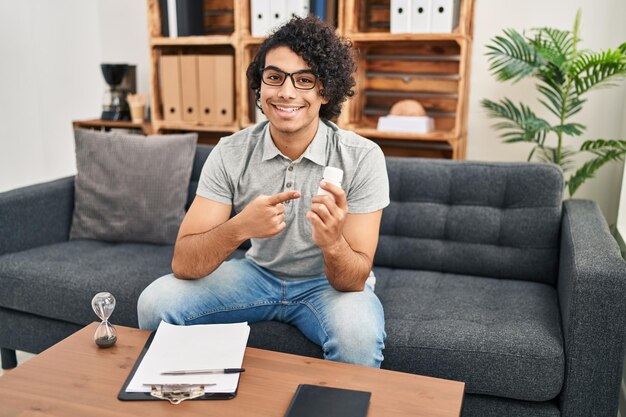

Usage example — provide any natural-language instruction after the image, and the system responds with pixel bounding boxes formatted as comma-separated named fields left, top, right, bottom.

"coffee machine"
left=100, top=64, right=136, bottom=121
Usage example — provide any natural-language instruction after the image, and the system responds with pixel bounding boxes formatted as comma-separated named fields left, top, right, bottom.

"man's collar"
left=261, top=120, right=328, bottom=166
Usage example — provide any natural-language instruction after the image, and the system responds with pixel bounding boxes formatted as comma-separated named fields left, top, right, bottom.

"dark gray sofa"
left=1, top=144, right=625, bottom=417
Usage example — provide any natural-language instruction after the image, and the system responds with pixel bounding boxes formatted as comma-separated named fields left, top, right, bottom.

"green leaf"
left=570, top=49, right=626, bottom=96
left=580, top=139, right=626, bottom=154
left=486, top=29, right=543, bottom=82
left=564, top=96, right=586, bottom=118
left=534, top=146, right=577, bottom=172
left=481, top=98, right=550, bottom=144
left=567, top=149, right=626, bottom=196
left=530, top=27, right=577, bottom=68
left=550, top=123, right=586, bottom=137
left=537, top=83, right=564, bottom=118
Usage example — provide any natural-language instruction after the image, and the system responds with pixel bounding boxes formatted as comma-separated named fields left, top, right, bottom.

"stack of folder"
left=159, top=54, right=235, bottom=125
left=390, top=0, right=460, bottom=33
left=250, top=0, right=310, bottom=37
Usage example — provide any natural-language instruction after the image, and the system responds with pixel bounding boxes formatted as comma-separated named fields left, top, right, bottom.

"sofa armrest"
left=557, top=199, right=626, bottom=417
left=0, top=177, right=75, bottom=256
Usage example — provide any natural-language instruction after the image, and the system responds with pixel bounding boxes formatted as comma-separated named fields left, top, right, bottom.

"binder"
left=311, top=0, right=327, bottom=21
left=167, top=0, right=177, bottom=37
left=176, top=0, right=205, bottom=36
left=287, top=0, right=310, bottom=20
left=251, top=0, right=271, bottom=37
left=179, top=55, right=199, bottom=122
left=410, top=0, right=432, bottom=33
left=269, top=0, right=288, bottom=33
left=198, top=55, right=234, bottom=125
left=390, top=0, right=410, bottom=34
left=159, top=55, right=182, bottom=121
left=159, top=0, right=169, bottom=36
left=197, top=55, right=215, bottom=124
left=213, top=55, right=235, bottom=125
left=118, top=321, right=249, bottom=404
left=430, top=0, right=459, bottom=33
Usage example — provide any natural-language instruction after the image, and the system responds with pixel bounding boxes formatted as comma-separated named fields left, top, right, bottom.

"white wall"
left=0, top=1, right=102, bottom=191
left=468, top=0, right=626, bottom=224
left=0, top=0, right=149, bottom=193
left=2, top=0, right=626, bottom=226
left=96, top=0, right=150, bottom=97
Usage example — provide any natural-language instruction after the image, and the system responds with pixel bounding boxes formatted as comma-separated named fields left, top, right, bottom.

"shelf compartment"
left=349, top=40, right=462, bottom=138
left=344, top=0, right=472, bottom=36
left=151, top=0, right=236, bottom=38
left=152, top=46, right=237, bottom=128
left=203, top=0, right=235, bottom=35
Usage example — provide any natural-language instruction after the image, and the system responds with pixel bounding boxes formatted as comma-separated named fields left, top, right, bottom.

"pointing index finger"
left=268, top=191, right=301, bottom=205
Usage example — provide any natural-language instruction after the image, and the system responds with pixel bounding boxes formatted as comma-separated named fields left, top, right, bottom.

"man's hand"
left=306, top=181, right=348, bottom=249
left=234, top=191, right=301, bottom=239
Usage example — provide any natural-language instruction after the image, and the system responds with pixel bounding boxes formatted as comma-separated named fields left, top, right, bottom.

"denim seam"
left=299, top=300, right=330, bottom=341
left=184, top=301, right=281, bottom=322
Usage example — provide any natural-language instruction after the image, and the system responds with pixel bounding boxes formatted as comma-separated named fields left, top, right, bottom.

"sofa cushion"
left=0, top=240, right=175, bottom=327
left=70, top=129, right=197, bottom=245
left=0, top=241, right=249, bottom=329
left=377, top=159, right=563, bottom=284
left=373, top=267, right=564, bottom=402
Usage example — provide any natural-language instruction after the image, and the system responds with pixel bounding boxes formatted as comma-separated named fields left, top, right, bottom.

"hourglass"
left=92, top=292, right=117, bottom=348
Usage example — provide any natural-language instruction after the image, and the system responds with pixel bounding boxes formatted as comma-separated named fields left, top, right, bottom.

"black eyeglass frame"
left=260, top=66, right=319, bottom=90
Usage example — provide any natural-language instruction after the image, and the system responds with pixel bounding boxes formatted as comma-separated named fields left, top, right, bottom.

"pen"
left=160, top=368, right=246, bottom=375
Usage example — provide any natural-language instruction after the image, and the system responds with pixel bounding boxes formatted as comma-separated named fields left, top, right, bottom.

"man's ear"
left=319, top=89, right=330, bottom=104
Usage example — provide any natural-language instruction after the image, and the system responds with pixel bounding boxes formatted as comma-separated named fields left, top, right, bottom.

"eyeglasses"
left=260, top=66, right=318, bottom=90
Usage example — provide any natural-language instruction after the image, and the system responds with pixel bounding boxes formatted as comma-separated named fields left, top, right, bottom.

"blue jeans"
left=137, top=258, right=386, bottom=368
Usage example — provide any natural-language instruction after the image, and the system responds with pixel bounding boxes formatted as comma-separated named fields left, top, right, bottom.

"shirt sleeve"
left=195, top=141, right=234, bottom=205
left=346, top=145, right=390, bottom=214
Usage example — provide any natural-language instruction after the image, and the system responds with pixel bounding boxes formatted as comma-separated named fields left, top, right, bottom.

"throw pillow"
left=69, top=128, right=197, bottom=244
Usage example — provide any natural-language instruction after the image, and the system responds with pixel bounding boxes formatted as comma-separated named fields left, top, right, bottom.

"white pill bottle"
left=317, top=167, right=344, bottom=200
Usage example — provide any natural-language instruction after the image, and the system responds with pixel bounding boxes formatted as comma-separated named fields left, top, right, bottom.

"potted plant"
left=481, top=10, right=626, bottom=196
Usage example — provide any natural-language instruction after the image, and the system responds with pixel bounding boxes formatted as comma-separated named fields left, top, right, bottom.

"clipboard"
left=118, top=331, right=238, bottom=403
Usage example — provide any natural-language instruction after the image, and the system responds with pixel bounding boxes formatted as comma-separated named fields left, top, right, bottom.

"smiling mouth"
left=272, top=104, right=304, bottom=113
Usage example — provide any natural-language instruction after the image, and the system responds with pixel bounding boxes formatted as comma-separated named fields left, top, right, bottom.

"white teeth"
left=275, top=105, right=301, bottom=112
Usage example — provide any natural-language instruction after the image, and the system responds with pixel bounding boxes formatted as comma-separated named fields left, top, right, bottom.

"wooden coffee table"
left=0, top=323, right=464, bottom=416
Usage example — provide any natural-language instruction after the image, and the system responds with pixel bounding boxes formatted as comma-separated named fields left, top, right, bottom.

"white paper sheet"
left=126, top=321, right=250, bottom=393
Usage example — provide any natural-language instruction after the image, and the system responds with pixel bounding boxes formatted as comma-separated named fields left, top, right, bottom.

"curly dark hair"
left=247, top=16, right=357, bottom=120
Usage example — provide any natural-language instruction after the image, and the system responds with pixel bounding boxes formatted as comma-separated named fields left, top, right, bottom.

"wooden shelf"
left=73, top=119, right=153, bottom=135
left=351, top=127, right=455, bottom=142
left=154, top=121, right=240, bottom=133
left=146, top=0, right=475, bottom=159
left=150, top=35, right=235, bottom=47
left=346, top=32, right=467, bottom=43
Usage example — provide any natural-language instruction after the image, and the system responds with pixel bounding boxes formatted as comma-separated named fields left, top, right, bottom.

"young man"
left=138, top=16, right=390, bottom=368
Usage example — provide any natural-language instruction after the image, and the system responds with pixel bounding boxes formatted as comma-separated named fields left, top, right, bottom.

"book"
left=159, top=0, right=169, bottom=36
left=161, top=0, right=205, bottom=37
left=311, top=0, right=327, bottom=22
left=176, top=0, right=204, bottom=36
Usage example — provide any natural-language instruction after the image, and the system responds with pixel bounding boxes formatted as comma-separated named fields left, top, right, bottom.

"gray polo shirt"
left=197, top=119, right=390, bottom=279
